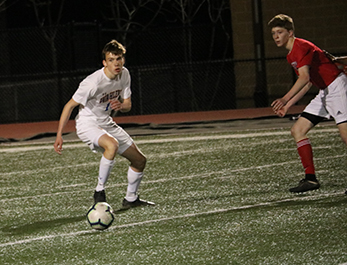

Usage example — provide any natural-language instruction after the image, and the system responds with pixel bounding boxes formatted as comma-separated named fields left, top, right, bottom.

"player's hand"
left=109, top=99, right=122, bottom=111
left=271, top=98, right=286, bottom=112
left=53, top=136, right=64, bottom=155
left=274, top=106, right=287, bottom=118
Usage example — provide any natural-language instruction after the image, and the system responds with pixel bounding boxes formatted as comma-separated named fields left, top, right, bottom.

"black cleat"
left=289, top=179, right=320, bottom=193
left=122, top=196, right=155, bottom=209
left=94, top=190, right=106, bottom=203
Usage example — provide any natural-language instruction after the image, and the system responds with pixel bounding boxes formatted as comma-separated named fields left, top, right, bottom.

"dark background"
left=0, top=0, right=238, bottom=123
left=5, top=1, right=219, bottom=29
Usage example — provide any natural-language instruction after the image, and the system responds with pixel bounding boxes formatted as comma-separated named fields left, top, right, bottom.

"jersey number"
left=105, top=102, right=111, bottom=111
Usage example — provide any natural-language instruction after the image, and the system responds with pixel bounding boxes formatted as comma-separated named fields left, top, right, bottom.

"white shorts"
left=76, top=117, right=133, bottom=154
left=304, top=73, right=347, bottom=124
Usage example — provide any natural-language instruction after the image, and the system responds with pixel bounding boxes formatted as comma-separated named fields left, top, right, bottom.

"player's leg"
left=337, top=122, right=347, bottom=146
left=120, top=143, right=155, bottom=208
left=337, top=122, right=347, bottom=194
left=107, top=124, right=154, bottom=208
left=289, top=114, right=322, bottom=193
left=288, top=88, right=330, bottom=193
left=93, top=134, right=119, bottom=203
left=121, top=143, right=146, bottom=200
left=324, top=73, right=347, bottom=193
left=291, top=114, right=316, bottom=177
left=76, top=122, right=118, bottom=203
left=121, top=142, right=146, bottom=172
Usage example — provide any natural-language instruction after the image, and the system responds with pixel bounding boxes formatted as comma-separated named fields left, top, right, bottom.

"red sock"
left=296, top=138, right=315, bottom=175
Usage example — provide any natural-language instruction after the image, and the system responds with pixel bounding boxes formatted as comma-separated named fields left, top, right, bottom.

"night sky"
left=5, top=0, right=103, bottom=28
left=4, top=0, right=218, bottom=29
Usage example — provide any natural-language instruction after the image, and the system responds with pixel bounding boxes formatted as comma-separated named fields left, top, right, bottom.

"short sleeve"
left=121, top=68, right=132, bottom=99
left=295, top=42, right=314, bottom=69
left=72, top=79, right=96, bottom=107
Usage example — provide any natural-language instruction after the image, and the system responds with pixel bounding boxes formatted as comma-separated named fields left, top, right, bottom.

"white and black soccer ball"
left=86, top=202, right=115, bottom=230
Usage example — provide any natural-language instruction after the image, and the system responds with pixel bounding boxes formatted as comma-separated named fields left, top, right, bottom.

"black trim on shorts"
left=337, top=120, right=347, bottom=125
left=300, top=112, right=325, bottom=126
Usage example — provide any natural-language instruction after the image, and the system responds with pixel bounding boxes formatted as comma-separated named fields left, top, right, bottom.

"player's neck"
left=285, top=36, right=295, bottom=53
left=103, top=67, right=116, bottom=80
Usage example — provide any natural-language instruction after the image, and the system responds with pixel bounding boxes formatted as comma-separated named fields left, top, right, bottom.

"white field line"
left=0, top=164, right=287, bottom=202
left=0, top=191, right=343, bottom=248
left=0, top=128, right=338, bottom=153
left=0, top=140, right=340, bottom=178
left=0, top=128, right=344, bottom=248
left=0, top=162, right=100, bottom=177
left=0, top=137, right=291, bottom=177
left=0, top=154, right=344, bottom=203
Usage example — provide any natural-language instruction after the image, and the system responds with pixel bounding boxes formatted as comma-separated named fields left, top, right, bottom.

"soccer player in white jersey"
left=54, top=40, right=154, bottom=208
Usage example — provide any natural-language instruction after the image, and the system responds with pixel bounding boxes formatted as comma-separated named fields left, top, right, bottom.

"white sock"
left=95, top=155, right=115, bottom=192
left=125, top=167, right=143, bottom=202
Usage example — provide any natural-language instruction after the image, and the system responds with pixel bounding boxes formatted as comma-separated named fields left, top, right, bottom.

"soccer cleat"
left=122, top=196, right=155, bottom=209
left=289, top=179, right=320, bottom=193
left=94, top=190, right=106, bottom=203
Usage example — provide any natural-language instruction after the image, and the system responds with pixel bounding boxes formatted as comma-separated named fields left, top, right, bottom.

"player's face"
left=271, top=27, right=292, bottom=48
left=103, top=52, right=125, bottom=79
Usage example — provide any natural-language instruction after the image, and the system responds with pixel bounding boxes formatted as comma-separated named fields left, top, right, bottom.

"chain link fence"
left=0, top=23, right=303, bottom=124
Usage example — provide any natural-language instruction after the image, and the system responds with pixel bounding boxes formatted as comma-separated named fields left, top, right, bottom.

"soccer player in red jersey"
left=268, top=14, right=347, bottom=193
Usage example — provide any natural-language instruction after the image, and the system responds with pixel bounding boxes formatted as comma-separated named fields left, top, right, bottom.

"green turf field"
left=1, top=124, right=347, bottom=264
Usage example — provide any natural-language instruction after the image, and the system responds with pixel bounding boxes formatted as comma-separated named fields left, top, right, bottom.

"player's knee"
left=290, top=125, right=306, bottom=141
left=133, top=155, right=146, bottom=171
left=138, top=155, right=147, bottom=171
left=104, top=138, right=119, bottom=156
left=99, top=134, right=119, bottom=154
left=290, top=126, right=298, bottom=138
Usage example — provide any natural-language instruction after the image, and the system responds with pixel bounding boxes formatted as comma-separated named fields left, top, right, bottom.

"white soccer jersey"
left=73, top=67, right=131, bottom=123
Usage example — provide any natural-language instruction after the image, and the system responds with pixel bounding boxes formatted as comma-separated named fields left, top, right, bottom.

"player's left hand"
left=271, top=98, right=286, bottom=112
left=273, top=105, right=288, bottom=118
left=109, top=99, right=122, bottom=111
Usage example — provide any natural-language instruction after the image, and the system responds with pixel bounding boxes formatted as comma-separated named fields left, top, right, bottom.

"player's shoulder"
left=295, top=37, right=317, bottom=49
left=87, top=68, right=104, bottom=79
left=121, top=67, right=130, bottom=76
left=120, top=67, right=131, bottom=81
left=83, top=68, right=105, bottom=84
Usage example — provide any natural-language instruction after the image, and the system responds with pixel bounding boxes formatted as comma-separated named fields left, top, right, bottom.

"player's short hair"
left=268, top=14, right=294, bottom=32
left=102, top=40, right=126, bottom=60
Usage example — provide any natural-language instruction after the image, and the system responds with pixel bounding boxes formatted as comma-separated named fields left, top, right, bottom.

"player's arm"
left=109, top=97, right=131, bottom=113
left=53, top=98, right=79, bottom=154
left=271, top=65, right=310, bottom=112
left=275, top=82, right=312, bottom=117
left=335, top=56, right=347, bottom=65
left=324, top=50, right=347, bottom=65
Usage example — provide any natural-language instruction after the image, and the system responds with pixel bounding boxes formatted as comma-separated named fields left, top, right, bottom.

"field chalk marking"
left=0, top=128, right=338, bottom=153
left=0, top=191, right=343, bottom=248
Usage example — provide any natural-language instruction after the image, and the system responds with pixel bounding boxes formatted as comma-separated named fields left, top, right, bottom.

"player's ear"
left=288, top=30, right=294, bottom=37
left=102, top=60, right=107, bottom=67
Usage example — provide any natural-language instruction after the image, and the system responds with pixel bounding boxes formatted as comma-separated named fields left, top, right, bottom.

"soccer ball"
left=86, top=202, right=115, bottom=230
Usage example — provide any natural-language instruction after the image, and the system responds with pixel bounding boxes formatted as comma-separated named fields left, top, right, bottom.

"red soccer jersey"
left=287, top=38, right=342, bottom=89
